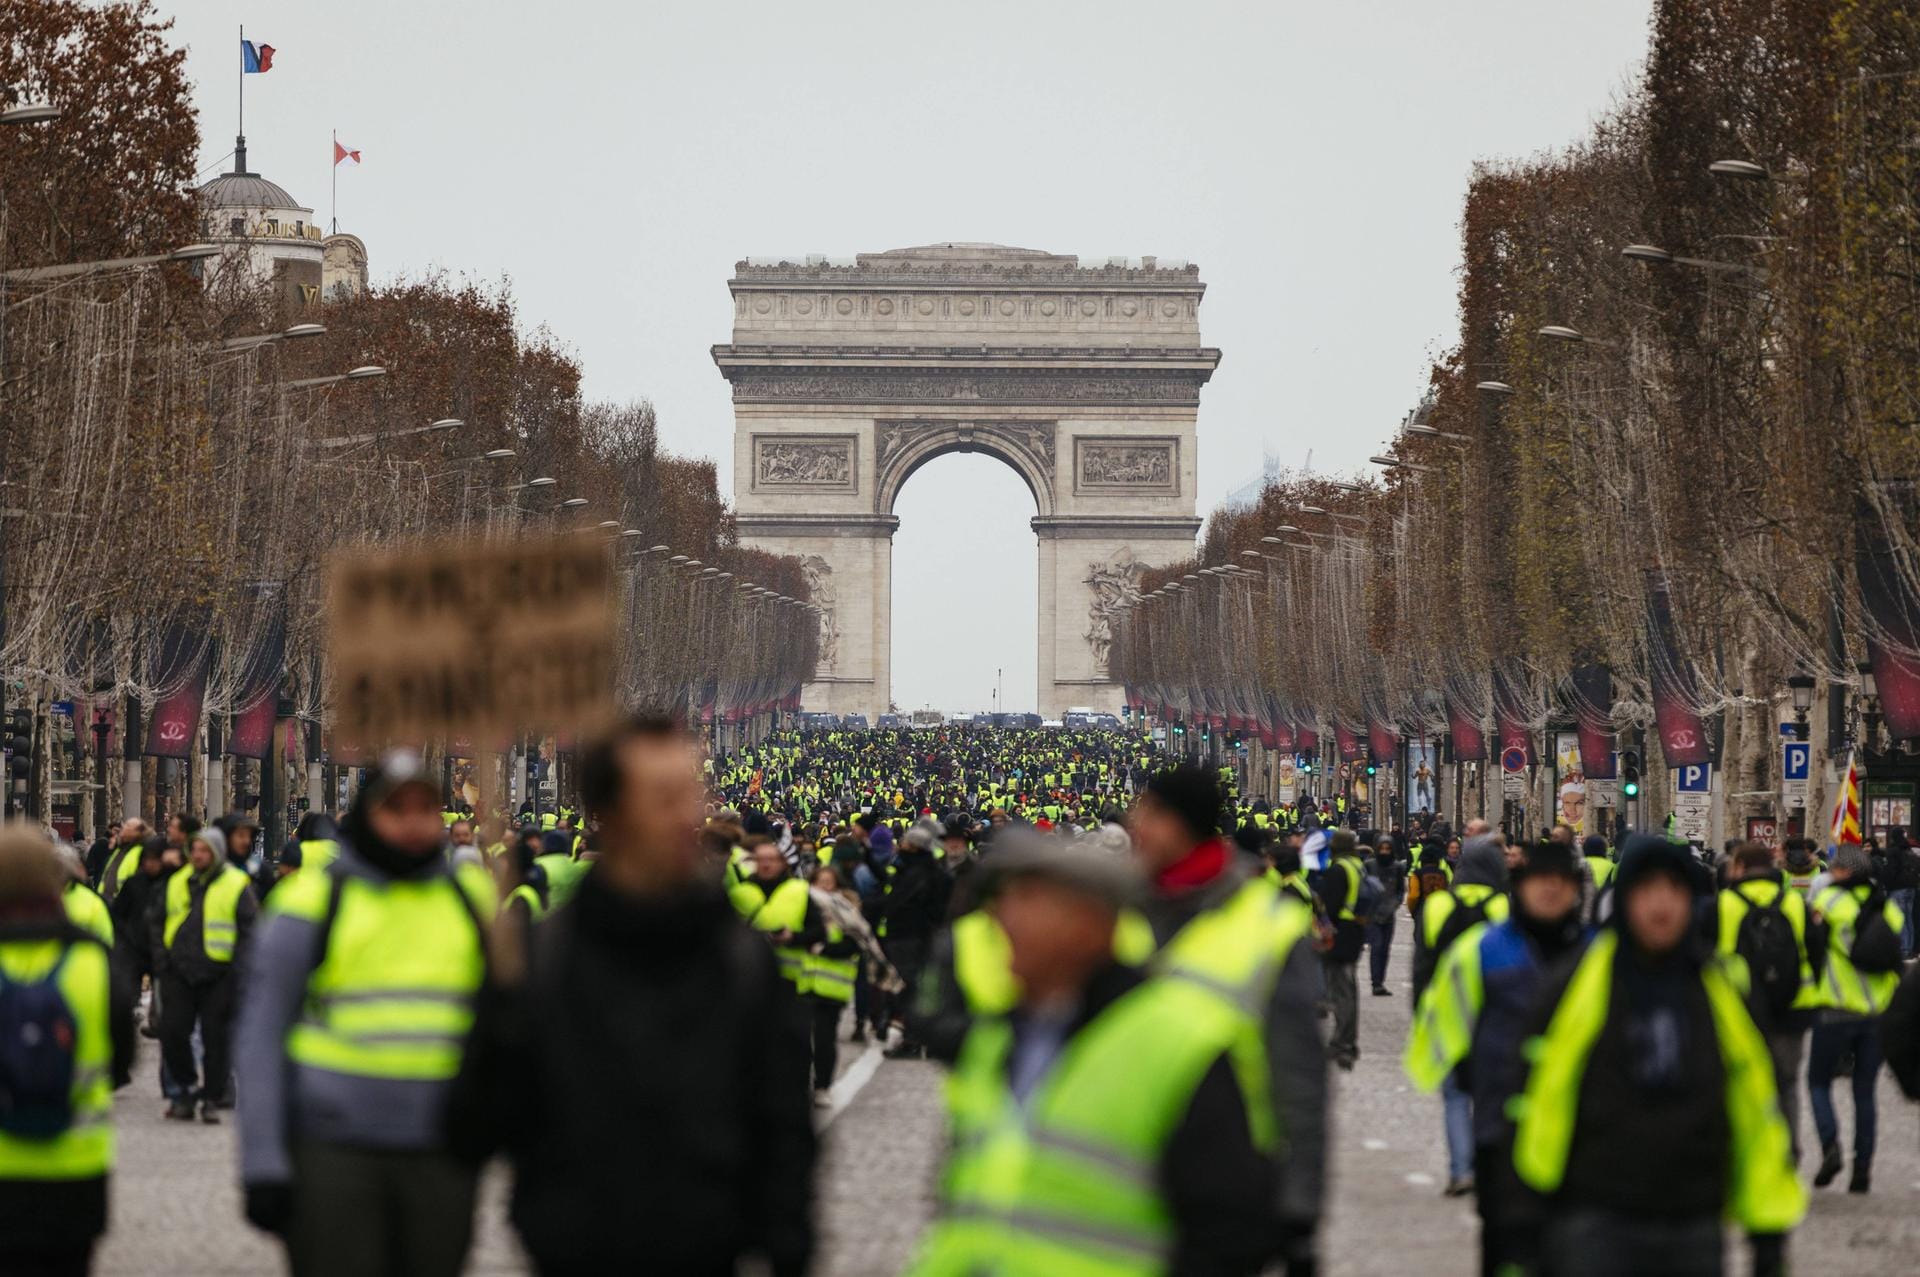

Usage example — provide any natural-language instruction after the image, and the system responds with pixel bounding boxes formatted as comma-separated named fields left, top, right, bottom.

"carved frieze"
left=1084, top=547, right=1143, bottom=675
left=752, top=435, right=857, bottom=493
left=1073, top=437, right=1180, bottom=494
left=730, top=370, right=1205, bottom=405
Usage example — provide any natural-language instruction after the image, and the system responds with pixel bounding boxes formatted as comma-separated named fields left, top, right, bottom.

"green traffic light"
left=1623, top=779, right=1640, bottom=798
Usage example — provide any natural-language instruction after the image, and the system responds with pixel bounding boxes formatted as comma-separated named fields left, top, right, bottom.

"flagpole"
left=332, top=130, right=337, bottom=233
left=238, top=25, right=244, bottom=144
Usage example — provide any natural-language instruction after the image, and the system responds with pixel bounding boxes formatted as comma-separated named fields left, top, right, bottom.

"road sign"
left=328, top=533, right=612, bottom=749
left=1781, top=741, right=1810, bottom=810
left=1673, top=763, right=1712, bottom=841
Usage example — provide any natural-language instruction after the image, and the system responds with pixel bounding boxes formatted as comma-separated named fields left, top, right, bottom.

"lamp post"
left=1787, top=670, right=1816, bottom=741
left=0, top=91, right=62, bottom=809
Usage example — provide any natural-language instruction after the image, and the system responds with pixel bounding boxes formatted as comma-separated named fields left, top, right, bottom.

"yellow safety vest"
left=1715, top=877, right=1818, bottom=1012
left=163, top=863, right=251, bottom=962
left=910, top=975, right=1264, bottom=1276
left=807, top=920, right=859, bottom=1004
left=731, top=877, right=811, bottom=987
left=63, top=882, right=113, bottom=947
left=0, top=937, right=113, bottom=1180
left=1811, top=882, right=1906, bottom=1015
left=299, top=839, right=339, bottom=873
left=270, top=862, right=495, bottom=1081
left=1511, top=929, right=1805, bottom=1235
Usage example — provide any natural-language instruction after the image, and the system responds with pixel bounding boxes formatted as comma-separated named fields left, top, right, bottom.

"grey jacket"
left=234, top=844, right=479, bottom=1186
left=1140, top=859, right=1329, bottom=1227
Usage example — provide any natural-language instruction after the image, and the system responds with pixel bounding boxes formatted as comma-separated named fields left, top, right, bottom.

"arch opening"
left=889, top=452, right=1039, bottom=716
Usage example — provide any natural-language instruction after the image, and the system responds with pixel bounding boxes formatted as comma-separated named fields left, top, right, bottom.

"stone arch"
left=874, top=420, right=1056, bottom=519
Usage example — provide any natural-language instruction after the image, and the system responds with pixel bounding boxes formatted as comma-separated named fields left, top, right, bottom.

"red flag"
left=333, top=139, right=361, bottom=166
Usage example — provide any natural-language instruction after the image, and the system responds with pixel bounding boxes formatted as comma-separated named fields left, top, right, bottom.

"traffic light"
left=4, top=710, right=31, bottom=779
left=1621, top=750, right=1641, bottom=799
left=1364, top=761, right=1378, bottom=777
left=1299, top=757, right=1314, bottom=775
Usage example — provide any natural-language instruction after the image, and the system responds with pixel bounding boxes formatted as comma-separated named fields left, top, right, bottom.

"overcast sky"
left=170, top=0, right=1651, bottom=713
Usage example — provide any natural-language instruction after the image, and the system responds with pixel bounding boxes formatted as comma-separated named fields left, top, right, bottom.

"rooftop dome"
left=198, top=171, right=302, bottom=211
left=194, top=137, right=306, bottom=212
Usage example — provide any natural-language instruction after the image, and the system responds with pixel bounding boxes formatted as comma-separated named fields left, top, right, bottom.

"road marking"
left=1405, top=1172, right=1435, bottom=1186
left=1362, top=1138, right=1389, bottom=1150
left=819, top=1041, right=884, bottom=1128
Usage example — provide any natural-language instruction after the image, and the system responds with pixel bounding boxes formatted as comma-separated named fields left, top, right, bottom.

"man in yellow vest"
left=0, top=826, right=135, bottom=1275
left=1512, top=835, right=1802, bottom=1276
left=1807, top=841, right=1906, bottom=1193
left=96, top=816, right=148, bottom=905
left=155, top=825, right=257, bottom=1123
left=909, top=836, right=1275, bottom=1276
left=1129, top=764, right=1328, bottom=1274
left=235, top=752, right=495, bottom=1275
left=1712, top=840, right=1820, bottom=1162
left=729, top=842, right=822, bottom=995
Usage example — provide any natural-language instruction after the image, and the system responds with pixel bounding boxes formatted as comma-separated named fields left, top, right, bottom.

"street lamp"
left=286, top=364, right=387, bottom=391
left=1370, top=455, right=1437, bottom=473
left=221, top=321, right=327, bottom=351
left=483, top=449, right=516, bottom=461
left=1477, top=381, right=1514, bottom=396
left=1787, top=669, right=1816, bottom=740
left=1406, top=423, right=1471, bottom=443
left=0, top=241, right=221, bottom=283
left=1709, top=159, right=1771, bottom=181
left=0, top=100, right=60, bottom=126
left=1621, top=243, right=1759, bottom=277
left=307, top=416, right=458, bottom=450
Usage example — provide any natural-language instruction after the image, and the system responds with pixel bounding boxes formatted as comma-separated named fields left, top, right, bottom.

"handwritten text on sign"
left=328, top=535, right=612, bottom=747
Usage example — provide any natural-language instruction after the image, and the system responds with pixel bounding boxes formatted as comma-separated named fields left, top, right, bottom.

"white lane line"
left=1362, top=1138, right=1389, bottom=1150
left=1405, top=1172, right=1435, bottom=1186
left=820, top=1041, right=885, bottom=1129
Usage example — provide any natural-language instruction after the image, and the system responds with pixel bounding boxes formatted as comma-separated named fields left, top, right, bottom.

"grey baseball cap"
left=982, top=828, right=1144, bottom=910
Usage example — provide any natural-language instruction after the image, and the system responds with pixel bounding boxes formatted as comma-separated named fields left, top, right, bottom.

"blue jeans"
left=1894, top=888, right=1916, bottom=959
left=1442, top=1072, right=1474, bottom=1180
left=1809, top=1016, right=1882, bottom=1163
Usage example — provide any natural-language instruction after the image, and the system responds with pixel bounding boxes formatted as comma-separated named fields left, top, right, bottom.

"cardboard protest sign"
left=328, top=534, right=613, bottom=749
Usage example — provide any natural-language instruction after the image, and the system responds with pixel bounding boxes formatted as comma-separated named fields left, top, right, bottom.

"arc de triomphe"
left=713, top=243, right=1219, bottom=720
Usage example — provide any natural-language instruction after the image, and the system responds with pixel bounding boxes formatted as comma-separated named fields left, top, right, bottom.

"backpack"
left=0, top=944, right=80, bottom=1139
left=1353, top=866, right=1384, bottom=923
left=1733, top=889, right=1801, bottom=1022
left=1415, top=865, right=1450, bottom=904
left=1850, top=888, right=1905, bottom=975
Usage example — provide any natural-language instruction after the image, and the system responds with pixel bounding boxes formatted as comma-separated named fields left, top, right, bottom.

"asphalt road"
left=94, top=921, right=1919, bottom=1275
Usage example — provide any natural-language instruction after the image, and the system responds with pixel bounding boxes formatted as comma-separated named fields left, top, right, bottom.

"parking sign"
left=1781, top=741, right=1810, bottom=810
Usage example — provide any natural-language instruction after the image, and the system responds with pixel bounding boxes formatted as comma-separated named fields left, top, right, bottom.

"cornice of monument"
left=712, top=343, right=1222, bottom=370
left=730, top=247, right=1204, bottom=292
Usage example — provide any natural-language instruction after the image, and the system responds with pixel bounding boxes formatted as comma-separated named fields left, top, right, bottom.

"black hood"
left=339, top=786, right=444, bottom=880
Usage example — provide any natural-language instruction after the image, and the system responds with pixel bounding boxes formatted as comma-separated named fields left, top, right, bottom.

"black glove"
left=1750, top=1233, right=1785, bottom=1277
left=1278, top=1216, right=1318, bottom=1277
left=244, top=1181, right=294, bottom=1236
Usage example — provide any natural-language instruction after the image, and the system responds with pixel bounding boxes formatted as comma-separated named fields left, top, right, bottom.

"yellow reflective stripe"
left=936, top=1204, right=1166, bottom=1264
left=1027, top=1125, right=1157, bottom=1193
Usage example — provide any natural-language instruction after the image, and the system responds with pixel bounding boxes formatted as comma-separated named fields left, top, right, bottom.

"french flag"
left=242, top=39, right=275, bottom=74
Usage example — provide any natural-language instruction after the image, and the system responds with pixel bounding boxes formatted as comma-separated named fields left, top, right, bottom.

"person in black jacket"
left=447, top=714, right=814, bottom=1277
left=873, top=823, right=951, bottom=1059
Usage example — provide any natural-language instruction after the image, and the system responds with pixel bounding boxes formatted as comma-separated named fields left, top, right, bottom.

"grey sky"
left=173, top=0, right=1651, bottom=713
